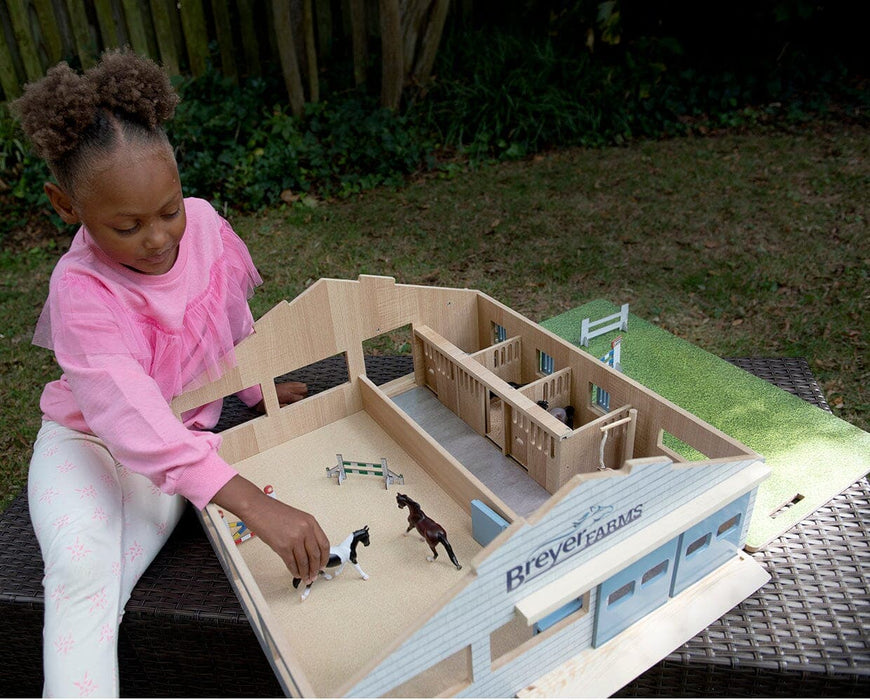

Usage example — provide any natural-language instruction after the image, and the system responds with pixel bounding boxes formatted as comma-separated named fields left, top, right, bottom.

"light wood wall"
left=171, top=276, right=757, bottom=493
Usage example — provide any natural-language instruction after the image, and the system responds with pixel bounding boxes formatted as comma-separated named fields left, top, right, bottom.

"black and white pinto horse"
left=292, top=525, right=370, bottom=601
left=396, top=493, right=462, bottom=570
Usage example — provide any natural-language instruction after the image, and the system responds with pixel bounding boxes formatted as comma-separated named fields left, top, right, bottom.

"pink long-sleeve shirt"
left=34, top=197, right=263, bottom=509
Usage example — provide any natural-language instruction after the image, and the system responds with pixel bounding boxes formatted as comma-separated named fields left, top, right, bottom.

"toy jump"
left=327, top=454, right=404, bottom=489
left=580, top=303, right=629, bottom=346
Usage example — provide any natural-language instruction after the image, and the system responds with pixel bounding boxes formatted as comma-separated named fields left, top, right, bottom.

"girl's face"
left=48, top=141, right=186, bottom=275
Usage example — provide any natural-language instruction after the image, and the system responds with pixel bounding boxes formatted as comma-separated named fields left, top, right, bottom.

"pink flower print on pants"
left=98, top=623, right=115, bottom=645
left=126, top=541, right=144, bottom=563
left=54, top=632, right=74, bottom=656
left=50, top=584, right=70, bottom=611
left=66, top=537, right=93, bottom=562
left=88, top=587, right=109, bottom=614
left=76, top=484, right=98, bottom=500
left=73, top=670, right=99, bottom=696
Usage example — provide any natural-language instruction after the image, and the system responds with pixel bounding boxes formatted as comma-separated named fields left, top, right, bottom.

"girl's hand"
left=276, top=380, right=307, bottom=404
left=213, top=475, right=329, bottom=584
left=252, top=380, right=308, bottom=414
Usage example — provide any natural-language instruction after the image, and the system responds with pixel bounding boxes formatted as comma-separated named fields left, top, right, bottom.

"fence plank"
left=178, top=0, right=209, bottom=76
left=0, top=21, right=22, bottom=98
left=49, top=0, right=77, bottom=58
left=120, top=0, right=156, bottom=57
left=314, top=0, right=331, bottom=59
left=92, top=0, right=123, bottom=48
left=263, top=0, right=280, bottom=68
left=210, top=0, right=237, bottom=82
left=6, top=0, right=44, bottom=81
left=349, top=0, right=366, bottom=87
left=236, top=0, right=261, bottom=77
left=412, top=0, right=448, bottom=87
left=31, top=0, right=63, bottom=64
left=148, top=0, right=181, bottom=75
left=63, top=0, right=98, bottom=68
left=379, top=0, right=402, bottom=110
left=302, top=0, right=318, bottom=102
left=400, top=0, right=427, bottom=76
left=271, top=0, right=304, bottom=116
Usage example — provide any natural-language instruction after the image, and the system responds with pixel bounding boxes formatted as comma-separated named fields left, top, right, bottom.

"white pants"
left=28, top=420, right=186, bottom=697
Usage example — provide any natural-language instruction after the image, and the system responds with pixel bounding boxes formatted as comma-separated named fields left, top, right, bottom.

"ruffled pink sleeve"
left=45, top=275, right=238, bottom=510
left=219, top=215, right=264, bottom=407
left=220, top=214, right=262, bottom=303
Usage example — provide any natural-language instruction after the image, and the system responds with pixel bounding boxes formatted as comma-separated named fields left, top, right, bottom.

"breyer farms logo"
left=505, top=503, right=643, bottom=592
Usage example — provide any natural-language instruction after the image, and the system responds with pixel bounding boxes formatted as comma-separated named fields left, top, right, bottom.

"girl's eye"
left=114, top=224, right=140, bottom=235
left=163, top=208, right=181, bottom=219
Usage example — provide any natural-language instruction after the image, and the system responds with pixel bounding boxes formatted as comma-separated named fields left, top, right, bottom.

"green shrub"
left=0, top=105, right=58, bottom=241
left=169, top=70, right=431, bottom=209
left=418, top=23, right=864, bottom=160
left=0, top=70, right=432, bottom=239
left=414, top=28, right=690, bottom=158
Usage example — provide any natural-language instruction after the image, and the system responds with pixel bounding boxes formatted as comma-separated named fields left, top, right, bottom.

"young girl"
left=14, top=49, right=330, bottom=697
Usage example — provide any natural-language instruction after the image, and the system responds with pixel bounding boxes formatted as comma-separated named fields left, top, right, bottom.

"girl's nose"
left=143, top=222, right=171, bottom=250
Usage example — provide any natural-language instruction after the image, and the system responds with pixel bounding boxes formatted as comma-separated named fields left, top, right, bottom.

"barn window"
left=537, top=350, right=554, bottom=375
left=492, top=322, right=507, bottom=344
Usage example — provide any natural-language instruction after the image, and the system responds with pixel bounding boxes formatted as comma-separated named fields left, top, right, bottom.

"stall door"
left=593, top=538, right=679, bottom=647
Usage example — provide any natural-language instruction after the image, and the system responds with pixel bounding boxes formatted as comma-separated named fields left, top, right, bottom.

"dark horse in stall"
left=292, top=525, right=371, bottom=601
left=396, top=493, right=462, bottom=570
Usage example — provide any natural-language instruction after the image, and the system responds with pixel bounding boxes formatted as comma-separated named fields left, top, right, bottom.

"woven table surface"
left=1, top=356, right=866, bottom=697
left=618, top=357, right=869, bottom=697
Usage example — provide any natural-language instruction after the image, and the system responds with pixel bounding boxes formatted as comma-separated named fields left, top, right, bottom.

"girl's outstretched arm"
left=212, top=475, right=330, bottom=584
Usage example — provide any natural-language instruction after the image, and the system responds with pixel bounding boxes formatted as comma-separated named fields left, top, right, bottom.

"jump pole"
left=327, top=454, right=404, bottom=489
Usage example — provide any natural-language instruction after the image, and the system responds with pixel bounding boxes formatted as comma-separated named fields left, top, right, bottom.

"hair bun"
left=13, top=62, right=98, bottom=163
left=86, top=49, right=179, bottom=129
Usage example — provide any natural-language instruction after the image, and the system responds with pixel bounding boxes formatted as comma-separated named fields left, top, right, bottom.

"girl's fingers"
left=307, top=534, right=328, bottom=574
left=293, top=548, right=312, bottom=584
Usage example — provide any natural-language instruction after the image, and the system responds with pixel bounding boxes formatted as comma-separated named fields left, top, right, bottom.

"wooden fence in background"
left=0, top=0, right=457, bottom=113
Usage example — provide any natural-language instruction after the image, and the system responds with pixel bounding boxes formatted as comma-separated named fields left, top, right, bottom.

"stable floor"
left=222, top=410, right=480, bottom=696
left=392, top=386, right=551, bottom=517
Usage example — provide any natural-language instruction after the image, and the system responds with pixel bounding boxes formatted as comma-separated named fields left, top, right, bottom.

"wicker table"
left=1, top=357, right=867, bottom=697
left=619, top=358, right=870, bottom=697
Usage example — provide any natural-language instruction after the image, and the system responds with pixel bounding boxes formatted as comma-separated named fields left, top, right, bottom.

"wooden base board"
left=518, top=552, right=769, bottom=698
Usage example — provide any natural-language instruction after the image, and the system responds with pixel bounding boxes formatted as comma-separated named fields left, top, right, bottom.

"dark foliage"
left=1, top=3, right=864, bottom=244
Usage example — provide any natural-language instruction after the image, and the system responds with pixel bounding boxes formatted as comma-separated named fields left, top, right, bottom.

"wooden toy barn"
left=172, top=275, right=770, bottom=697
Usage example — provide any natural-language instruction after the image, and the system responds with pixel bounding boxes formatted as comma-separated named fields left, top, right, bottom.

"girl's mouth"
left=144, top=248, right=173, bottom=264
left=138, top=245, right=177, bottom=273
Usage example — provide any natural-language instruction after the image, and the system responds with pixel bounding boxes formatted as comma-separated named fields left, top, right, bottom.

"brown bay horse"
left=396, top=493, right=462, bottom=570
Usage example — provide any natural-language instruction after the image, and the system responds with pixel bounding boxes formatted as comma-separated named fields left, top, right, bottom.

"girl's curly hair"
left=12, top=48, right=179, bottom=195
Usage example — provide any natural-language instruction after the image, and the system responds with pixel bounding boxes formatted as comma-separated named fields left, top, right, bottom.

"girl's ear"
left=44, top=183, right=80, bottom=224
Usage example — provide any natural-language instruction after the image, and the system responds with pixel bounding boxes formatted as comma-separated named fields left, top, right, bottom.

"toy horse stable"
left=171, top=275, right=769, bottom=697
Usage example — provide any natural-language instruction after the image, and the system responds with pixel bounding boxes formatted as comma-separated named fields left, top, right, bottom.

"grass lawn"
left=1, top=121, right=867, bottom=512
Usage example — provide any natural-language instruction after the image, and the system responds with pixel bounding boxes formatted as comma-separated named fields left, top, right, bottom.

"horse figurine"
left=396, top=493, right=462, bottom=570
left=292, top=525, right=370, bottom=601
left=536, top=399, right=575, bottom=429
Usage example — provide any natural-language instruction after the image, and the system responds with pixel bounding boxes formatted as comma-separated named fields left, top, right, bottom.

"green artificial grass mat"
left=542, top=300, right=870, bottom=551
